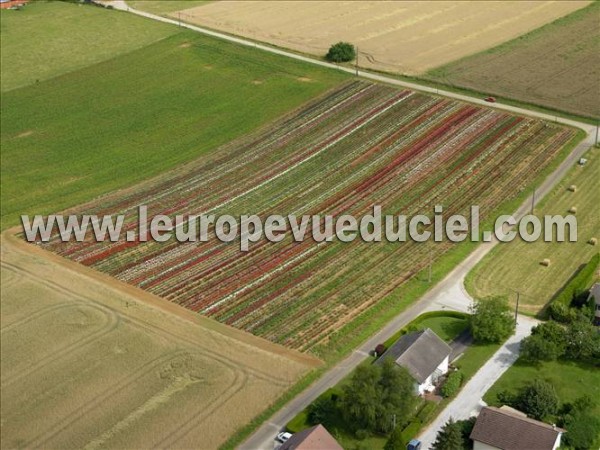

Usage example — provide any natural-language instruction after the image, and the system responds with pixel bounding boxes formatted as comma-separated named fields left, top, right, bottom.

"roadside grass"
left=0, top=1, right=177, bottom=92
left=383, top=311, right=469, bottom=348
left=483, top=359, right=600, bottom=423
left=0, top=32, right=348, bottom=230
left=128, top=1, right=210, bottom=15
left=465, top=147, right=600, bottom=315
left=282, top=311, right=501, bottom=450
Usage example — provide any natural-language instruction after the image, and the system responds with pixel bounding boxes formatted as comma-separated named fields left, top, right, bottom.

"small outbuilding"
left=377, top=328, right=451, bottom=395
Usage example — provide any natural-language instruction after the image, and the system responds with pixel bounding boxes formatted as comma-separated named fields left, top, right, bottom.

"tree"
left=325, top=42, right=356, bottom=63
left=561, top=397, right=600, bottom=450
left=469, top=296, right=515, bottom=344
left=520, top=334, right=561, bottom=362
left=307, top=395, right=337, bottom=430
left=517, top=379, right=558, bottom=420
left=520, top=321, right=566, bottom=362
left=564, top=317, right=600, bottom=362
left=340, top=358, right=416, bottom=434
left=431, top=418, right=464, bottom=450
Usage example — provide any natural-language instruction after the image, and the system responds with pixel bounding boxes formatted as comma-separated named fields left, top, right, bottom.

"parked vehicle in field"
left=484, top=96, right=497, bottom=103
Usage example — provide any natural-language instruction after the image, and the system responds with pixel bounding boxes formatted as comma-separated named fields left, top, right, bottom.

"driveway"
left=417, top=315, right=539, bottom=449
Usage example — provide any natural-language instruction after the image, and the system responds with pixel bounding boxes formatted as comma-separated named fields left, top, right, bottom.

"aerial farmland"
left=1, top=1, right=598, bottom=450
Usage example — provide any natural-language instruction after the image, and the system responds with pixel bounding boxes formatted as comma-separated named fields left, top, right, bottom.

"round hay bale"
left=540, top=259, right=551, bottom=266
left=568, top=185, right=577, bottom=192
left=589, top=237, right=598, bottom=246
left=569, top=206, right=577, bottom=214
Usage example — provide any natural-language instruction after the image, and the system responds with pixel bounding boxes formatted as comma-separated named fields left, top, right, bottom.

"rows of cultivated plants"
left=43, top=81, right=577, bottom=351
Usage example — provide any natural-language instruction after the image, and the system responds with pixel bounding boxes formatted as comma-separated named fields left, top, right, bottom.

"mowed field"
left=176, top=1, right=589, bottom=74
left=0, top=2, right=348, bottom=230
left=466, top=146, right=600, bottom=315
left=41, top=80, right=578, bottom=352
left=0, top=1, right=177, bottom=92
left=0, top=234, right=317, bottom=449
left=427, top=2, right=600, bottom=120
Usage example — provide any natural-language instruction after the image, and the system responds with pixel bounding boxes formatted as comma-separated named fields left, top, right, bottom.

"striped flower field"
left=42, top=81, right=576, bottom=351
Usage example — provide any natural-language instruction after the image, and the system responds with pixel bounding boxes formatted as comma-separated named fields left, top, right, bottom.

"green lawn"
left=483, top=359, right=600, bottom=423
left=0, top=1, right=177, bottom=92
left=465, top=147, right=600, bottom=315
left=129, top=1, right=210, bottom=16
left=1, top=31, right=348, bottom=230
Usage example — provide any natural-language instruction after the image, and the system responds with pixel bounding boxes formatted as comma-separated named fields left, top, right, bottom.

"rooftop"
left=279, top=424, right=343, bottom=450
left=470, top=406, right=565, bottom=450
left=377, top=328, right=451, bottom=383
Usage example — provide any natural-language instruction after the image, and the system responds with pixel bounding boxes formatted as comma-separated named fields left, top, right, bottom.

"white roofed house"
left=377, top=328, right=452, bottom=395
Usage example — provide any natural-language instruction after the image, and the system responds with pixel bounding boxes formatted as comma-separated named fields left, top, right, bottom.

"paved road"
left=417, top=314, right=539, bottom=448
left=105, top=3, right=596, bottom=449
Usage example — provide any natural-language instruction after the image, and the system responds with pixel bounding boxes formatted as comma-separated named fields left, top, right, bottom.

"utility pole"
left=355, top=46, right=359, bottom=77
left=514, top=291, right=520, bottom=325
left=178, top=12, right=181, bottom=27
left=531, top=187, right=536, bottom=214
left=595, top=122, right=599, bottom=145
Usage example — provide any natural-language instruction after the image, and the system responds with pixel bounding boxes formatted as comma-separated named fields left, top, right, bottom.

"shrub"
left=355, top=429, right=369, bottom=440
left=417, top=402, right=438, bottom=423
left=548, top=302, right=577, bottom=323
left=375, top=344, right=386, bottom=357
left=517, top=379, right=559, bottom=420
left=325, top=42, right=355, bottom=62
left=307, top=395, right=337, bottom=430
left=441, top=371, right=464, bottom=398
left=399, top=420, right=422, bottom=445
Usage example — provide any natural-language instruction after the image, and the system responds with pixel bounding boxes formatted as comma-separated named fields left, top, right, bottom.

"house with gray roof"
left=470, top=406, right=565, bottom=450
left=377, top=328, right=452, bottom=395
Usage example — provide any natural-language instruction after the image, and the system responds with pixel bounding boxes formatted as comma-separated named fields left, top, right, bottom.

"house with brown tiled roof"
left=470, top=406, right=565, bottom=450
left=278, top=424, right=342, bottom=450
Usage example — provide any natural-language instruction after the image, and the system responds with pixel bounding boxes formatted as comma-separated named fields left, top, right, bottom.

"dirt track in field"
left=175, top=0, right=589, bottom=75
left=0, top=233, right=318, bottom=450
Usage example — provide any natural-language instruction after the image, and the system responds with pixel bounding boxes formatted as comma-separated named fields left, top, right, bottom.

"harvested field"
left=175, top=1, right=589, bottom=74
left=0, top=234, right=316, bottom=449
left=466, top=146, right=600, bottom=314
left=427, top=2, right=600, bottom=119
left=39, top=81, right=578, bottom=352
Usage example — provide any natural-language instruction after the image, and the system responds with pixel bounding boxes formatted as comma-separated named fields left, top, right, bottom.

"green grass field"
left=484, top=359, right=600, bottom=423
left=129, top=1, right=210, bottom=16
left=0, top=1, right=178, bottom=92
left=1, top=29, right=348, bottom=230
left=466, top=146, right=600, bottom=314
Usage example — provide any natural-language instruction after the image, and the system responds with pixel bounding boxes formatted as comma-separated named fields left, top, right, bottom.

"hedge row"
left=549, top=253, right=599, bottom=308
